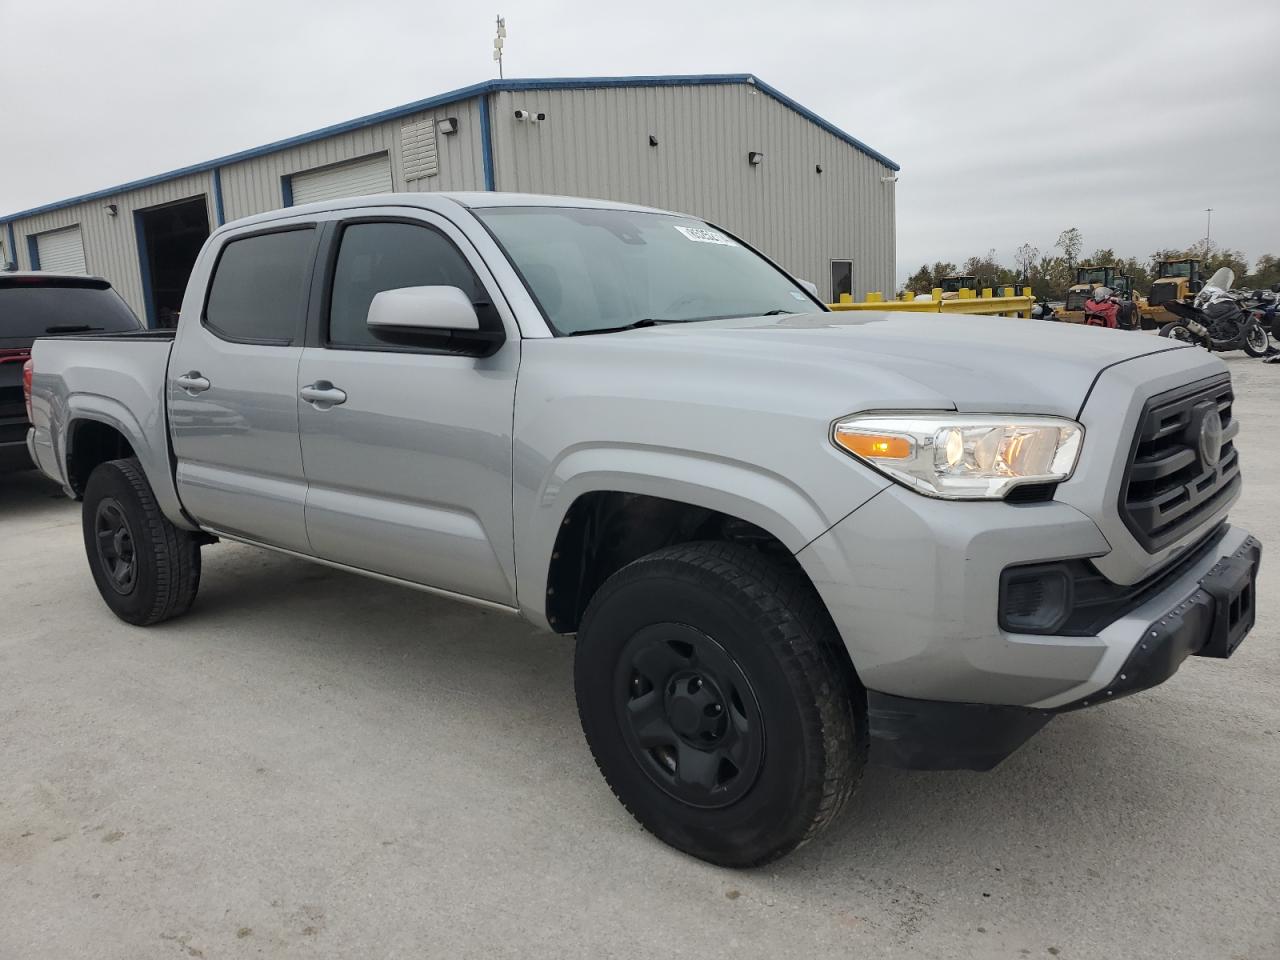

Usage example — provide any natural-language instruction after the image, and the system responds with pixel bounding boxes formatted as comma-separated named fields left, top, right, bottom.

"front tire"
left=1243, top=322, right=1270, bottom=357
left=82, top=457, right=201, bottom=625
left=574, top=542, right=864, bottom=867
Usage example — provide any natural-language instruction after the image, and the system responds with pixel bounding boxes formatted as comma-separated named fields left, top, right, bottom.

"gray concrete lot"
left=3, top=355, right=1278, bottom=960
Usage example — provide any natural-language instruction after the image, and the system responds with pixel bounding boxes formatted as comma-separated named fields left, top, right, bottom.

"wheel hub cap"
left=94, top=497, right=138, bottom=596
left=615, top=624, right=765, bottom=809
left=665, top=672, right=728, bottom=744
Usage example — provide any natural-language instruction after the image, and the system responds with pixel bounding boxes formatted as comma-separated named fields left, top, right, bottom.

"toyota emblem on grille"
left=1195, top=403, right=1223, bottom=469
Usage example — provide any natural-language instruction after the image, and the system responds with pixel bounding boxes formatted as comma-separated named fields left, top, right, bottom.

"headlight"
left=832, top=414, right=1083, bottom=500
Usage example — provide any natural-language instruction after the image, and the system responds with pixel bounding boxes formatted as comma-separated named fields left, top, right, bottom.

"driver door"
left=296, top=211, right=520, bottom=605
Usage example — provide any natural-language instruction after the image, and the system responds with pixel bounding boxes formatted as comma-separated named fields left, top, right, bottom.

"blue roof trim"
left=1, top=74, right=897, bottom=222
left=747, top=76, right=900, bottom=172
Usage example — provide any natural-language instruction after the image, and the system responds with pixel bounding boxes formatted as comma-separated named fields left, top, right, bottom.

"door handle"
left=300, top=381, right=347, bottom=408
left=175, top=372, right=211, bottom=394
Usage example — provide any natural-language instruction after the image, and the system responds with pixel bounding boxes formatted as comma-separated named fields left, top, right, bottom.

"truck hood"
left=574, top=311, right=1190, bottom=417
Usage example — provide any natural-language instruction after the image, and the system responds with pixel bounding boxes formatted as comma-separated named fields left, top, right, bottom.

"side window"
left=204, top=228, right=314, bottom=343
left=327, top=221, right=486, bottom=349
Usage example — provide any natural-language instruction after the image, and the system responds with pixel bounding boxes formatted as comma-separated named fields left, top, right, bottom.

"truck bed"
left=28, top=332, right=191, bottom=527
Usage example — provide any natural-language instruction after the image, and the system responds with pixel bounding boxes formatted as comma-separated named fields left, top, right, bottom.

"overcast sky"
left=3, top=0, right=1277, bottom=281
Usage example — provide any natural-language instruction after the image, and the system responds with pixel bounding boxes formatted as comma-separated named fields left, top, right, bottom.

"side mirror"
left=367, top=285, right=480, bottom=334
left=1271, top=283, right=1280, bottom=294
left=798, top=279, right=820, bottom=299
left=1188, top=280, right=1204, bottom=294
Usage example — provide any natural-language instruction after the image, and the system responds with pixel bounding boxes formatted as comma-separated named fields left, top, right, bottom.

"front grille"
left=1120, top=376, right=1239, bottom=552
left=1148, top=283, right=1179, bottom=306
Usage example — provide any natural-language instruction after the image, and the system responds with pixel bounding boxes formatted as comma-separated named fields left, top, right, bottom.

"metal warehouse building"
left=0, top=74, right=898, bottom=325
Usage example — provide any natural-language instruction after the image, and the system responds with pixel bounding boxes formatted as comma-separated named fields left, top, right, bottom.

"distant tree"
left=962, top=248, right=1008, bottom=289
left=903, top=260, right=958, bottom=295
left=1114, top=256, right=1152, bottom=293
left=1056, top=228, right=1083, bottom=267
left=1086, top=248, right=1116, bottom=266
left=1026, top=254, right=1073, bottom=300
left=1014, top=243, right=1040, bottom=281
left=1186, top=239, right=1249, bottom=279
left=1246, top=254, right=1280, bottom=289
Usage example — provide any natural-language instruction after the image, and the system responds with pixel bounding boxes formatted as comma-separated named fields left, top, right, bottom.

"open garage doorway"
left=135, top=197, right=210, bottom=327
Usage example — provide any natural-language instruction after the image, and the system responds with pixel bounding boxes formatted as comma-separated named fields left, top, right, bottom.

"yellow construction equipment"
left=1145, top=258, right=1202, bottom=325
left=937, top=275, right=978, bottom=300
left=1058, top=265, right=1121, bottom=323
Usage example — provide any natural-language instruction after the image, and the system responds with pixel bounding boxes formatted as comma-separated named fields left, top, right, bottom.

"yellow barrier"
left=829, top=286, right=1034, bottom=318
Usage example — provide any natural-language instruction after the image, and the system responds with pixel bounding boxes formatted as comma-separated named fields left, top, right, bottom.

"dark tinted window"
left=204, top=229, right=314, bottom=343
left=328, top=221, right=485, bottom=348
left=0, top=281, right=141, bottom=341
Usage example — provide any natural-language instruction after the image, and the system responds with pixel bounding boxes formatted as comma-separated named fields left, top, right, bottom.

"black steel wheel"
left=575, top=541, right=865, bottom=867
left=93, top=497, right=138, bottom=595
left=82, top=457, right=202, bottom=626
left=616, top=624, right=765, bottom=809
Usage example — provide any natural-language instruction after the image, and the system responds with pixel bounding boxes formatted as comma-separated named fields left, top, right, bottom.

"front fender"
left=513, top=441, right=888, bottom=625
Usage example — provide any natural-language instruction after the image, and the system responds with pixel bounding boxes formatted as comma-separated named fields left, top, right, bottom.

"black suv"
left=1, top=273, right=143, bottom=470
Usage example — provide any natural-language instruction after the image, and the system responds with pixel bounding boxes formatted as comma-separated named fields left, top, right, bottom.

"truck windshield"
left=474, top=206, right=824, bottom=335
left=0, top=280, right=142, bottom=341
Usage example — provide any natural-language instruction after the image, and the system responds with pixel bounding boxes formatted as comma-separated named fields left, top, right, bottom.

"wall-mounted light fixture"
left=815, top=163, right=823, bottom=174
left=437, top=117, right=458, bottom=136
left=648, top=134, right=659, bottom=147
left=747, top=151, right=764, bottom=166
left=881, top=175, right=899, bottom=183
left=103, top=203, right=118, bottom=216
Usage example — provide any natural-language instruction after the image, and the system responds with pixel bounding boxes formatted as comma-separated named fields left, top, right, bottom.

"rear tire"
left=574, top=541, right=864, bottom=867
left=1160, top=323, right=1194, bottom=343
left=81, top=457, right=201, bottom=625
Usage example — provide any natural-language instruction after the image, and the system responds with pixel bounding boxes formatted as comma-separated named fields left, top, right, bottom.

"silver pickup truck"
left=26, top=192, right=1261, bottom=866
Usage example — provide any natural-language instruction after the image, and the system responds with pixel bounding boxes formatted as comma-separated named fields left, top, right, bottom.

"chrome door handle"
left=175, top=372, right=211, bottom=394
left=300, top=381, right=347, bottom=408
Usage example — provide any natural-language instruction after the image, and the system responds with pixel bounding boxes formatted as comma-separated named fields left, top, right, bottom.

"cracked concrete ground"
left=2, top=355, right=1277, bottom=960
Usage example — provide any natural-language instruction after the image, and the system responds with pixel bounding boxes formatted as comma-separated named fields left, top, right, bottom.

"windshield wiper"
left=762, top=309, right=794, bottom=316
left=568, top=318, right=679, bottom=336
left=45, top=324, right=102, bottom=333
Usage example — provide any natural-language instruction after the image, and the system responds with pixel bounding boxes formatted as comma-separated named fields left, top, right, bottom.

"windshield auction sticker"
left=674, top=225, right=737, bottom=246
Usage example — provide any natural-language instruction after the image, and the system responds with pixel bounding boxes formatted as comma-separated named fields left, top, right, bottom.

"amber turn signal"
left=833, top=431, right=912, bottom=460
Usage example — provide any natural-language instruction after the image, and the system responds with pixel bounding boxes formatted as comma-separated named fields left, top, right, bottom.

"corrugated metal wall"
left=489, top=83, right=895, bottom=299
left=2, top=83, right=894, bottom=314
left=218, top=97, right=486, bottom=222
left=5, top=171, right=215, bottom=316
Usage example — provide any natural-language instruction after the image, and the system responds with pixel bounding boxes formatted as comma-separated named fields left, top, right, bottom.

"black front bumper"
left=869, top=535, right=1262, bottom=771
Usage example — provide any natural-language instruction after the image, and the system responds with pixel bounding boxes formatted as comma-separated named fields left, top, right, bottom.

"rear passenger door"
left=168, top=224, right=317, bottom=553
left=296, top=212, right=520, bottom=605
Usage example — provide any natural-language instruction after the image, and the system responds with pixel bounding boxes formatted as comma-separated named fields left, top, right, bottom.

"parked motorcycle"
left=1157, top=268, right=1270, bottom=357
left=1031, top=300, right=1058, bottom=321
left=1083, top=287, right=1121, bottom=328
left=1241, top=284, right=1280, bottom=351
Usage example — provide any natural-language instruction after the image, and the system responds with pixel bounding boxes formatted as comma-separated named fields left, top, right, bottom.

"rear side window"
left=0, top=283, right=141, bottom=341
left=327, top=221, right=486, bottom=348
left=204, top=228, right=314, bottom=343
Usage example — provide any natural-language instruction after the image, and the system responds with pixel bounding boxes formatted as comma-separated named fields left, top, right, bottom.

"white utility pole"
left=493, top=15, right=507, bottom=79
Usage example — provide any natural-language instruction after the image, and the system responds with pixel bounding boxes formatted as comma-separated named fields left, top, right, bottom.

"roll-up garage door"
left=35, top=226, right=87, bottom=274
left=288, top=154, right=393, bottom=205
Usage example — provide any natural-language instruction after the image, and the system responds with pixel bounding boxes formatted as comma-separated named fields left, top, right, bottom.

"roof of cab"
left=213, top=191, right=679, bottom=234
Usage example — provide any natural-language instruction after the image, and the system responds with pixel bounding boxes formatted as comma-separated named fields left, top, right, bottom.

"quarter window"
left=204, top=228, right=314, bottom=343
left=327, top=221, right=486, bottom=349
